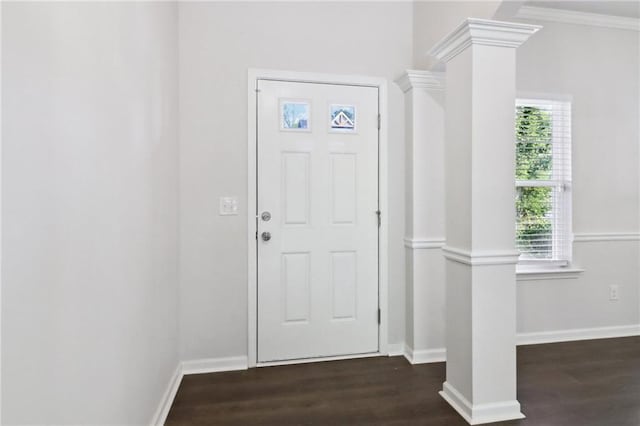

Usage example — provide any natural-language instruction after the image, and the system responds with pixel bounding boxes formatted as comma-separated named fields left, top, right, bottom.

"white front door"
left=256, top=79, right=379, bottom=362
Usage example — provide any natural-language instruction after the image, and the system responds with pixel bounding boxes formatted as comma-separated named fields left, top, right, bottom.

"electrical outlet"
left=219, top=196, right=239, bottom=216
left=609, top=284, right=619, bottom=301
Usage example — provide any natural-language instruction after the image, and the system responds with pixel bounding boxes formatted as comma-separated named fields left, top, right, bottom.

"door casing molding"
left=247, top=68, right=389, bottom=367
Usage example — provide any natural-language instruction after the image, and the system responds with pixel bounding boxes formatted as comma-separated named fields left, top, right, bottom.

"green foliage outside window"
left=516, top=106, right=553, bottom=258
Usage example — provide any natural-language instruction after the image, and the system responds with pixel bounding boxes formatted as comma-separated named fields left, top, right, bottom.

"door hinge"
left=377, top=308, right=381, bottom=324
left=376, top=210, right=381, bottom=228
left=255, top=230, right=258, bottom=241
left=377, top=114, right=381, bottom=130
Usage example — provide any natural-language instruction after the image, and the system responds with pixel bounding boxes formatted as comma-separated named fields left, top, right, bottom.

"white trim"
left=517, top=91, right=573, bottom=103
left=398, top=324, right=640, bottom=367
left=257, top=352, right=381, bottom=368
left=429, top=18, right=541, bottom=63
left=516, top=267, right=584, bottom=281
left=394, top=70, right=445, bottom=93
left=150, top=365, right=182, bottom=426
left=377, top=74, right=390, bottom=358
left=404, top=345, right=446, bottom=364
left=442, top=246, right=520, bottom=266
left=403, top=237, right=445, bottom=249
left=515, top=95, right=573, bottom=263
left=573, top=232, right=640, bottom=243
left=517, top=324, right=640, bottom=346
left=182, top=356, right=248, bottom=376
left=440, top=383, right=474, bottom=424
left=247, top=70, right=258, bottom=369
left=440, top=382, right=525, bottom=425
left=516, top=6, right=640, bottom=32
left=247, top=69, right=390, bottom=367
left=0, top=3, right=3, bottom=419
left=151, top=357, right=249, bottom=425
left=248, top=69, right=389, bottom=89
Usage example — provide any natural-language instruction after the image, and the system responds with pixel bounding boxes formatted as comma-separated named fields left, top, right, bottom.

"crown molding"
left=395, top=70, right=445, bottom=93
left=515, top=6, right=640, bottom=32
left=429, top=18, right=542, bottom=63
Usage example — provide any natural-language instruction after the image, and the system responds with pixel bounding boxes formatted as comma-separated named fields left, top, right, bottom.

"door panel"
left=257, top=80, right=379, bottom=362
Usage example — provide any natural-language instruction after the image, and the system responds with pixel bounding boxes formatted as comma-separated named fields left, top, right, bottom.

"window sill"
left=516, top=265, right=584, bottom=281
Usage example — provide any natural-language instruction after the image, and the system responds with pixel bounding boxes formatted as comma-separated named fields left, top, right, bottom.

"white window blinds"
left=515, top=97, right=572, bottom=264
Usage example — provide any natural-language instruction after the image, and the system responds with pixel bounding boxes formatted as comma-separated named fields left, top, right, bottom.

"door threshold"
left=257, top=351, right=381, bottom=367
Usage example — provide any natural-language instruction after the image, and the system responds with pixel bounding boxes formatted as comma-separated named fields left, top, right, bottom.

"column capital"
left=429, top=18, right=541, bottom=63
left=395, top=70, right=445, bottom=93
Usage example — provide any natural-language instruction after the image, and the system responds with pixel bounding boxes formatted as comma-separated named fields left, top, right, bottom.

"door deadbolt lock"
left=261, top=232, right=272, bottom=242
left=261, top=211, right=271, bottom=222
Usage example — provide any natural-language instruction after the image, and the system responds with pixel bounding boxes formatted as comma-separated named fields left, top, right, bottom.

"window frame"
left=515, top=93, right=573, bottom=269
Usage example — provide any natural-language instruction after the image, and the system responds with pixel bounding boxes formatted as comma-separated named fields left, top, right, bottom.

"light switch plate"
left=219, top=196, right=239, bottom=215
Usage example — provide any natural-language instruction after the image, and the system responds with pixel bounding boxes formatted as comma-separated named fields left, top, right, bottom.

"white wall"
left=515, top=20, right=640, bottom=333
left=178, top=1, right=412, bottom=361
left=1, top=3, right=179, bottom=424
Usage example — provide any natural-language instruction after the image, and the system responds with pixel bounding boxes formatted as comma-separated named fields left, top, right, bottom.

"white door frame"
left=247, top=69, right=389, bottom=368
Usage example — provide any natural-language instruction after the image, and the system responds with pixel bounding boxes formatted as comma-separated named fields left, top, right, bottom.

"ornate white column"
left=395, top=71, right=446, bottom=363
left=428, top=19, right=540, bottom=424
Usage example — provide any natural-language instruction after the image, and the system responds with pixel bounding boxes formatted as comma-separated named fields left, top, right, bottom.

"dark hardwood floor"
left=166, top=337, right=640, bottom=425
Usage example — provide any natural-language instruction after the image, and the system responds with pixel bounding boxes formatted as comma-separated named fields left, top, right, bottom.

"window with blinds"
left=515, top=97, right=572, bottom=265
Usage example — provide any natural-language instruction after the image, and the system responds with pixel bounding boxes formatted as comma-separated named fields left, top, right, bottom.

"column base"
left=440, top=382, right=525, bottom=425
left=404, top=345, right=446, bottom=364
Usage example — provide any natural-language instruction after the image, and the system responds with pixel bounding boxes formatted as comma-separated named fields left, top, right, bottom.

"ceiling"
left=525, top=1, right=640, bottom=18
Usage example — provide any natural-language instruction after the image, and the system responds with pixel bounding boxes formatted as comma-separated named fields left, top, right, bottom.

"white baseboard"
left=150, top=364, right=183, bottom=426
left=151, top=356, right=248, bottom=425
left=517, top=324, right=640, bottom=346
left=404, top=345, right=446, bottom=364
left=440, top=382, right=525, bottom=425
left=399, top=324, right=640, bottom=367
left=181, top=356, right=248, bottom=375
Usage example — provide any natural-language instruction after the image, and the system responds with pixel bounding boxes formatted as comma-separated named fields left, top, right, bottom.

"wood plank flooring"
left=166, top=337, right=640, bottom=425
